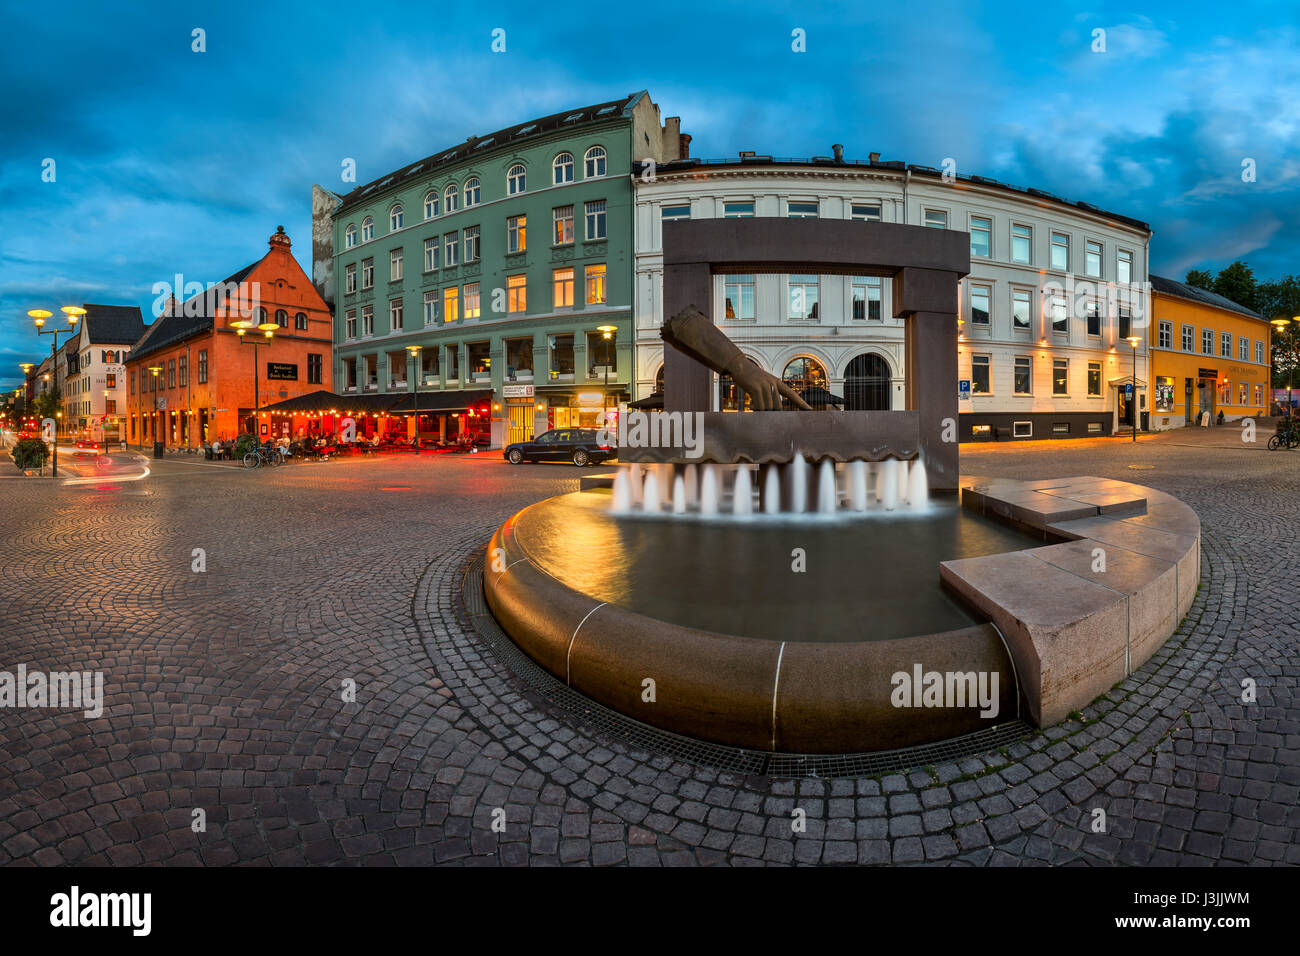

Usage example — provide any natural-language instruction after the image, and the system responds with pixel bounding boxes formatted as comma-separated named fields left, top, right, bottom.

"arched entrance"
left=844, top=353, right=892, bottom=410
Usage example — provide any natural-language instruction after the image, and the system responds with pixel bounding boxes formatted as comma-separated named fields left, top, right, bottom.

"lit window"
left=586, top=264, right=606, bottom=305
left=508, top=215, right=526, bottom=254
left=1014, top=356, right=1031, bottom=394
left=553, top=268, right=575, bottom=308
left=971, top=354, right=990, bottom=393
left=443, top=287, right=459, bottom=322
left=584, top=146, right=606, bottom=178
left=553, top=205, right=574, bottom=244
left=464, top=283, right=480, bottom=319
left=507, top=274, right=527, bottom=313
left=507, top=164, right=526, bottom=195
left=553, top=152, right=574, bottom=184
left=1053, top=359, right=1068, bottom=395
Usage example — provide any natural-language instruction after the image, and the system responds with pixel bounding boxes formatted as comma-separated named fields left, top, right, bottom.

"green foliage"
left=11, top=437, right=49, bottom=471
left=1212, top=261, right=1257, bottom=312
left=232, top=434, right=256, bottom=459
left=32, top=387, right=61, bottom=421
left=1184, top=268, right=1214, bottom=291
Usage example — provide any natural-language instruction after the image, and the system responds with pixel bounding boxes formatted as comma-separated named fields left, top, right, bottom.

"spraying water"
left=817, top=459, right=837, bottom=514
left=763, top=465, right=781, bottom=515
left=699, top=464, right=720, bottom=515
left=788, top=457, right=808, bottom=514
left=611, top=469, right=632, bottom=512
left=907, top=456, right=929, bottom=508
left=880, top=458, right=899, bottom=511
left=733, top=466, right=753, bottom=515
left=672, top=474, right=687, bottom=514
left=846, top=460, right=868, bottom=511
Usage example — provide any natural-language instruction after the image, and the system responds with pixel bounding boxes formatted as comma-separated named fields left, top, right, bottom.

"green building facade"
left=317, top=91, right=687, bottom=446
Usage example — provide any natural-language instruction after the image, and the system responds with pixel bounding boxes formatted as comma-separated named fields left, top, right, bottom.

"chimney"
left=832, top=144, right=844, bottom=162
left=679, top=132, right=691, bottom=159
left=165, top=294, right=178, bottom=317
left=869, top=151, right=881, bottom=164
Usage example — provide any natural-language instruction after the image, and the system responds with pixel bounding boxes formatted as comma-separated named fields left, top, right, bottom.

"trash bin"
left=153, top=441, right=165, bottom=459
left=1140, top=411, right=1149, bottom=431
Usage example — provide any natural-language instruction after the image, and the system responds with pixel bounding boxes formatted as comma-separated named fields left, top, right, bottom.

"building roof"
left=637, top=155, right=1151, bottom=233
left=130, top=261, right=259, bottom=362
left=1150, top=274, right=1264, bottom=320
left=336, top=92, right=646, bottom=213
left=79, top=304, right=147, bottom=346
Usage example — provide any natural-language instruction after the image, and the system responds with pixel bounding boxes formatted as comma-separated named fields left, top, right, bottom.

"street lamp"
left=30, top=306, right=81, bottom=477
left=1271, top=316, right=1293, bottom=418
left=596, top=324, right=617, bottom=436
left=147, top=365, right=163, bottom=454
left=232, top=309, right=278, bottom=440
left=406, top=345, right=422, bottom=456
left=1126, top=336, right=1141, bottom=442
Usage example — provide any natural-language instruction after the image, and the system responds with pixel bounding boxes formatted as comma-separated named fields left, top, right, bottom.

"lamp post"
left=147, top=365, right=163, bottom=454
left=407, top=345, right=422, bottom=455
left=1271, top=316, right=1294, bottom=419
left=231, top=308, right=279, bottom=439
left=1127, top=336, right=1140, bottom=442
left=596, top=324, right=617, bottom=436
left=29, top=307, right=82, bottom=477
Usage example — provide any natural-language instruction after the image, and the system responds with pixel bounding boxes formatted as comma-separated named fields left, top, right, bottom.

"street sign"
left=958, top=380, right=972, bottom=401
left=1123, top=383, right=1134, bottom=398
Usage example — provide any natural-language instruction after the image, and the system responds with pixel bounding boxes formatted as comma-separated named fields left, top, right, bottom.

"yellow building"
left=1149, top=275, right=1270, bottom=428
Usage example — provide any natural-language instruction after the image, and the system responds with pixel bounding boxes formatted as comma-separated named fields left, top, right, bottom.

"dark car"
left=503, top=428, right=613, bottom=466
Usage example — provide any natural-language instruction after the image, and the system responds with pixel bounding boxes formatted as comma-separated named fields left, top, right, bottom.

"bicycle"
left=1267, top=418, right=1299, bottom=451
left=243, top=443, right=282, bottom=468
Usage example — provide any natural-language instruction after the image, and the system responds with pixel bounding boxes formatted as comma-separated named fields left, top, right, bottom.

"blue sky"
left=2, top=0, right=1297, bottom=390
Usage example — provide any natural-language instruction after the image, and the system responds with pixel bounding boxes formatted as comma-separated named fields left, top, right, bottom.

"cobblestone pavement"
left=0, top=436, right=1296, bottom=866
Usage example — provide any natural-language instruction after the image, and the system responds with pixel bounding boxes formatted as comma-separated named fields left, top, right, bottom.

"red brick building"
left=125, top=227, right=333, bottom=449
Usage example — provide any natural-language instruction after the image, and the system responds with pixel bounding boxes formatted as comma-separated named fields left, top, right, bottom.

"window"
left=1050, top=232, right=1069, bottom=271
left=167, top=360, right=176, bottom=388
left=851, top=203, right=882, bottom=221
left=390, top=204, right=404, bottom=231
left=1158, top=320, right=1172, bottom=349
left=1239, top=336, right=1249, bottom=361
left=970, top=285, right=991, bottom=326
left=1202, top=329, right=1214, bottom=354
left=661, top=204, right=690, bottom=221
left=362, top=305, right=374, bottom=336
left=307, top=353, right=322, bottom=385
left=506, top=338, right=532, bottom=377
left=788, top=275, right=820, bottom=320
left=444, top=232, right=459, bottom=266
left=346, top=309, right=357, bottom=338
left=723, top=201, right=754, bottom=218
left=345, top=224, right=357, bottom=248
left=782, top=357, right=828, bottom=400
left=444, top=184, right=459, bottom=212
left=1012, top=289, right=1032, bottom=331
left=463, top=177, right=481, bottom=207
left=585, top=264, right=606, bottom=305
left=1014, top=356, right=1031, bottom=394
left=1087, top=422, right=1103, bottom=434
left=272, top=308, right=287, bottom=328
left=1239, top=383, right=1248, bottom=406
left=445, top=344, right=459, bottom=380
left=1051, top=293, right=1068, bottom=334
left=971, top=354, right=990, bottom=394
left=1085, top=240, right=1102, bottom=277
left=390, top=248, right=403, bottom=281
left=256, top=307, right=268, bottom=328
left=1219, top=381, right=1230, bottom=405
left=362, top=217, right=374, bottom=242
left=1256, top=340, right=1265, bottom=364
left=443, top=287, right=459, bottom=322
left=852, top=277, right=882, bottom=321
left=1013, top=421, right=1033, bottom=438
left=1221, top=331, right=1232, bottom=357
left=1086, top=301, right=1101, bottom=337
left=468, top=341, right=490, bottom=378
left=725, top=275, right=756, bottom=320
left=361, top=258, right=374, bottom=289
left=1119, top=307, right=1132, bottom=341
left=507, top=274, right=527, bottom=313
left=553, top=152, right=574, bottom=184
left=549, top=333, right=574, bottom=378
left=106, top=400, right=116, bottom=414
left=1118, top=250, right=1133, bottom=284
left=787, top=201, right=819, bottom=218
left=424, top=191, right=439, bottom=219
left=1088, top=362, right=1102, bottom=396
left=1052, top=359, right=1068, bottom=395
left=507, top=164, right=526, bottom=195
left=584, top=146, right=606, bottom=178
left=1255, top=384, right=1263, bottom=406
left=365, top=355, right=378, bottom=388
left=464, top=283, right=480, bottom=319
left=463, top=226, right=480, bottom=262
left=1153, top=376, right=1174, bottom=410
left=1053, top=422, right=1070, bottom=434
left=970, top=217, right=991, bottom=258
left=553, top=268, right=575, bottom=308
left=423, top=291, right=438, bottom=325
left=585, top=200, right=606, bottom=240
left=587, top=331, right=617, bottom=375
left=1182, top=324, right=1194, bottom=351
left=553, top=205, right=574, bottom=244
left=422, top=346, right=440, bottom=382
left=972, top=425, right=991, bottom=438
left=345, top=263, right=357, bottom=294
left=1011, top=223, right=1031, bottom=264
left=424, top=237, right=439, bottom=272
left=171, top=361, right=181, bottom=388
left=295, top=312, right=308, bottom=330
left=390, top=298, right=403, bottom=331
left=923, top=209, right=947, bottom=228
left=198, top=350, right=208, bottom=384
left=508, top=215, right=526, bottom=254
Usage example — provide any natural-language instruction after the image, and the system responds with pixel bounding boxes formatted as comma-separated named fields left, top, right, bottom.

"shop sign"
left=503, top=384, right=534, bottom=398
left=267, top=362, right=298, bottom=381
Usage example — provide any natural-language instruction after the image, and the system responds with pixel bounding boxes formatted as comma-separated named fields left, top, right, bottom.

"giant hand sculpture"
left=662, top=306, right=812, bottom=411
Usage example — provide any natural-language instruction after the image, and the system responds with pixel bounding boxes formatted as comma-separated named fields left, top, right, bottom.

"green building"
left=313, top=91, right=687, bottom=446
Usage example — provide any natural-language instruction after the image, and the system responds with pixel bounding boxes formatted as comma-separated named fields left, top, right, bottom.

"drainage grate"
left=458, top=553, right=1030, bottom=779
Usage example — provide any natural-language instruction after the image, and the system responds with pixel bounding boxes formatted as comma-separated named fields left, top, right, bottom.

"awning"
left=386, top=389, right=493, bottom=414
left=1107, top=376, right=1147, bottom=388
left=628, top=391, right=664, bottom=410
left=260, top=390, right=401, bottom=415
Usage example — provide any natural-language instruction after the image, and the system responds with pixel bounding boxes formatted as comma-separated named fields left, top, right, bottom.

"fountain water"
left=642, top=469, right=661, bottom=514
left=699, top=465, right=720, bottom=515
left=672, top=474, right=687, bottom=514
left=908, top=457, right=929, bottom=509
left=846, top=460, right=868, bottom=512
left=611, top=469, right=632, bottom=512
left=684, top=463, right=699, bottom=508
left=733, top=466, right=753, bottom=515
left=817, top=459, right=837, bottom=514
left=879, top=458, right=900, bottom=512
left=788, top=457, right=808, bottom=514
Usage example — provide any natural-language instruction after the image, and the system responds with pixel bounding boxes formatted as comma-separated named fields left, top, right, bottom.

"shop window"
left=1012, top=421, right=1032, bottom=438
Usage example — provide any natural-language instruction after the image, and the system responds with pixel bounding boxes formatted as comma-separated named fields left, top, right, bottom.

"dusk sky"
left=2, top=0, right=1296, bottom=391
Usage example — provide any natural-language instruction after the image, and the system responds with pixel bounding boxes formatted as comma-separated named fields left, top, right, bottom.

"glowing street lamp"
left=1126, top=336, right=1141, bottom=443
left=597, top=324, right=617, bottom=434
left=406, top=345, right=423, bottom=455
left=30, top=306, right=81, bottom=476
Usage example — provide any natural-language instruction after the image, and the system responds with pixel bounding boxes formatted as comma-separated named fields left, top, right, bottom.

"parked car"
left=503, top=428, right=614, bottom=466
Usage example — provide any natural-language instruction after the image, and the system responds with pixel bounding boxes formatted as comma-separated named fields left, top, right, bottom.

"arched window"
left=553, top=152, right=574, bottom=184
left=584, top=146, right=606, bottom=178
left=463, top=177, right=481, bottom=206
left=361, top=217, right=374, bottom=242
left=423, top=191, right=439, bottom=219
left=782, top=356, right=829, bottom=409
left=257, top=307, right=269, bottom=326
left=294, top=312, right=308, bottom=330
left=275, top=309, right=288, bottom=328
left=390, top=204, right=404, bottom=231
left=507, top=164, right=526, bottom=195
left=654, top=365, right=665, bottom=394
left=345, top=223, right=357, bottom=248
left=844, top=354, right=892, bottom=410
left=444, top=184, right=459, bottom=212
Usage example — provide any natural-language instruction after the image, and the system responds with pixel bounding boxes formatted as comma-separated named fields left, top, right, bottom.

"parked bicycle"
left=243, top=442, right=282, bottom=468
left=1267, top=417, right=1299, bottom=451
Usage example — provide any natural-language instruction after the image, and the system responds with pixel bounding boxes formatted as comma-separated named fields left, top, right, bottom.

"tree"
left=1185, top=269, right=1215, bottom=291
left=32, top=385, right=61, bottom=421
left=1256, top=275, right=1300, bottom=323
left=1212, top=261, right=1258, bottom=312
